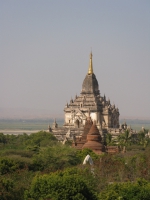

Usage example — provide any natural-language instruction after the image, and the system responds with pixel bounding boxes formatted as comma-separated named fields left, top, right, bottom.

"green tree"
left=25, top=131, right=57, bottom=148
left=137, top=130, right=149, bottom=148
left=0, top=177, right=14, bottom=200
left=0, top=133, right=7, bottom=145
left=76, top=148, right=99, bottom=163
left=0, top=157, right=18, bottom=175
left=105, top=133, right=117, bottom=146
left=32, top=144, right=80, bottom=172
left=25, top=171, right=98, bottom=200
left=117, top=130, right=132, bottom=152
left=98, top=179, right=150, bottom=200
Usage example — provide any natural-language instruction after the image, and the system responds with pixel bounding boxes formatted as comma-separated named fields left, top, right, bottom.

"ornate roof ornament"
left=104, top=94, right=106, bottom=101
left=53, top=118, right=58, bottom=128
left=48, top=124, right=52, bottom=132
left=70, top=97, right=73, bottom=103
left=88, top=52, right=93, bottom=75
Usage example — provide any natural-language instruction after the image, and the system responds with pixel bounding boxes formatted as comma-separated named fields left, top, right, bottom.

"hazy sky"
left=1, top=0, right=150, bottom=119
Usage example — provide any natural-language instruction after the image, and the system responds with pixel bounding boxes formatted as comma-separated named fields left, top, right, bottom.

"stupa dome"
left=82, top=121, right=104, bottom=154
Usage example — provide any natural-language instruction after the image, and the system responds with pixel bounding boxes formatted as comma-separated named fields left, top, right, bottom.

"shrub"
left=98, top=179, right=150, bottom=200
left=25, top=171, right=98, bottom=200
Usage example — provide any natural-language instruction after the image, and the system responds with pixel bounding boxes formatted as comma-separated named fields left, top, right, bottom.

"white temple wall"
left=82, top=119, right=86, bottom=125
left=90, top=112, right=97, bottom=122
left=103, top=115, right=109, bottom=127
left=65, top=113, right=71, bottom=123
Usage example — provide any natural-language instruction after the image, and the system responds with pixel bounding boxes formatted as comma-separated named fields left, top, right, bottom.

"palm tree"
left=137, top=129, right=149, bottom=148
left=105, top=133, right=116, bottom=146
left=117, top=129, right=132, bottom=153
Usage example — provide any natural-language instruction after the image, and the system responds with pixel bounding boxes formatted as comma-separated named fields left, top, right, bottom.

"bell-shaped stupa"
left=82, top=121, right=105, bottom=154
left=81, top=109, right=93, bottom=141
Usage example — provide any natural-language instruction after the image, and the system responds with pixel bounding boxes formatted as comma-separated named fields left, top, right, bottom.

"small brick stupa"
left=81, top=110, right=93, bottom=141
left=82, top=121, right=105, bottom=154
left=72, top=112, right=93, bottom=150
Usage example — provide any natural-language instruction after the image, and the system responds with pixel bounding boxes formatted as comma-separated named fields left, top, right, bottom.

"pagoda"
left=64, top=52, right=119, bottom=130
left=82, top=121, right=105, bottom=154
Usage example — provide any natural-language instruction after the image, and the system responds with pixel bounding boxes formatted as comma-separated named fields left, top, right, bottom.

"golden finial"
left=88, top=52, right=93, bottom=75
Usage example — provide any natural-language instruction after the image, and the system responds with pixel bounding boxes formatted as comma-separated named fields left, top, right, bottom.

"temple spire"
left=88, top=52, right=93, bottom=75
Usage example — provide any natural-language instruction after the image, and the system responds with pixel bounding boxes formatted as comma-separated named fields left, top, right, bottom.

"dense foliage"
left=25, top=167, right=98, bottom=200
left=99, top=179, right=150, bottom=200
left=1, top=130, right=150, bottom=199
